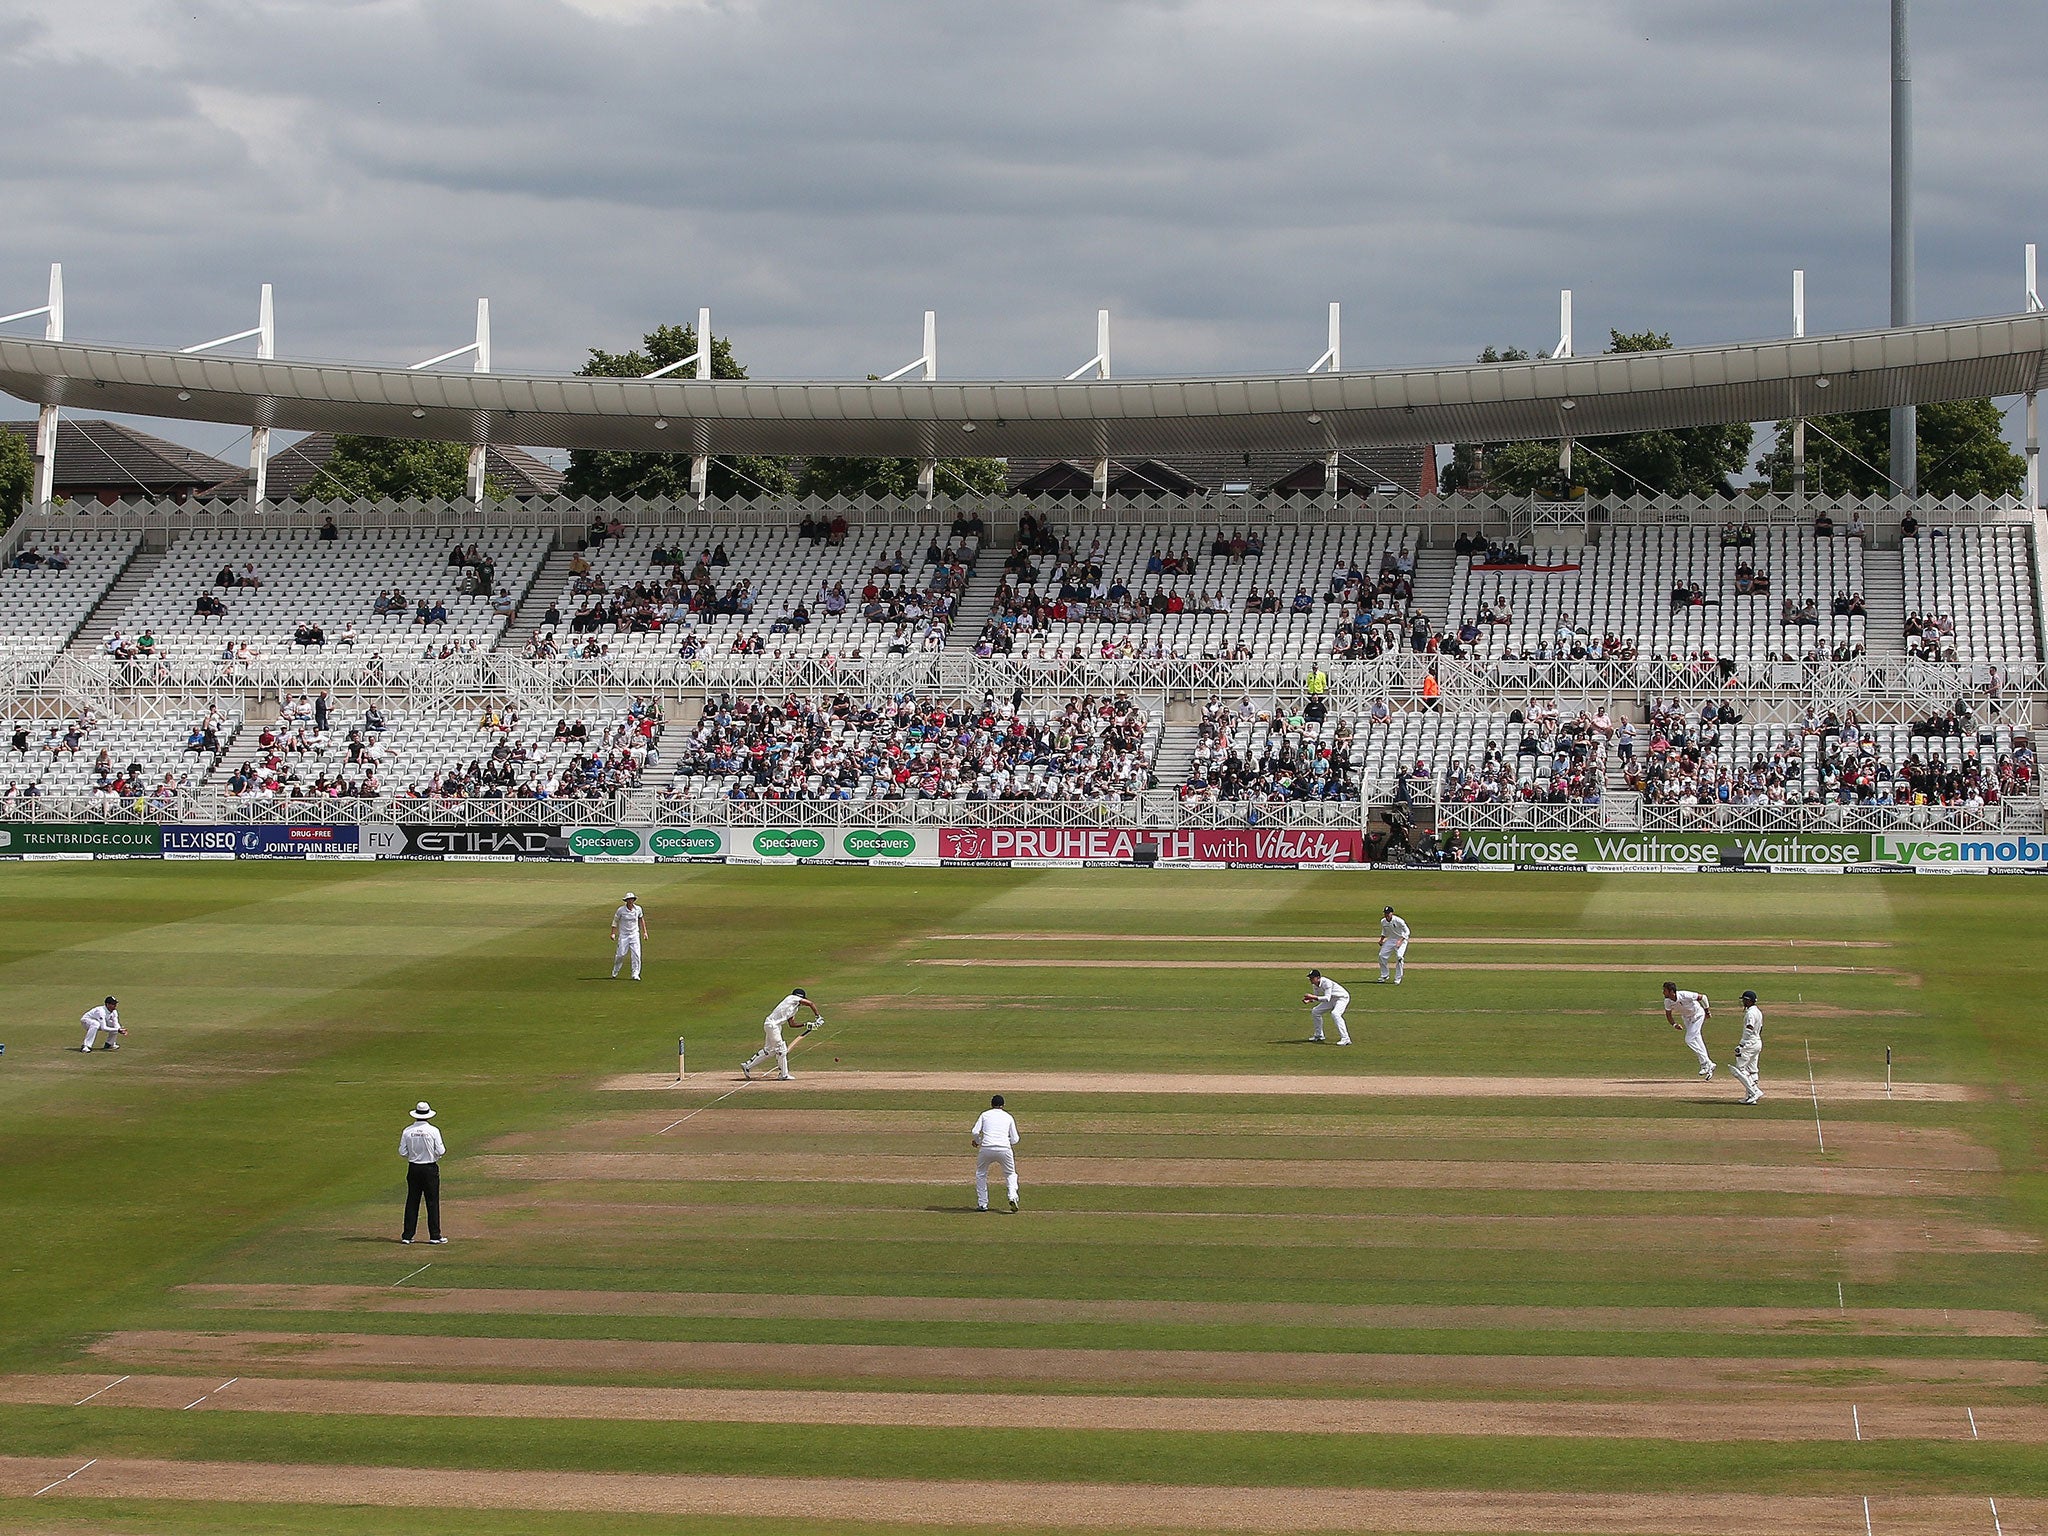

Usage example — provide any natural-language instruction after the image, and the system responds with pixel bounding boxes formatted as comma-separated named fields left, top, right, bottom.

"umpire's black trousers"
left=404, top=1161, right=441, bottom=1241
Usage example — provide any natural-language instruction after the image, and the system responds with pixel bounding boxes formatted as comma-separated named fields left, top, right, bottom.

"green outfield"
left=0, top=862, right=2042, bottom=1535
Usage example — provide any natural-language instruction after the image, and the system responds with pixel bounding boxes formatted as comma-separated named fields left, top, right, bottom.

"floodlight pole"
left=1890, top=0, right=1917, bottom=496
left=1064, top=309, right=1111, bottom=505
left=2026, top=244, right=2041, bottom=512
left=1791, top=270, right=1807, bottom=504
left=0, top=264, right=66, bottom=506
left=641, top=306, right=713, bottom=504
left=1553, top=290, right=1573, bottom=488
left=1308, top=303, right=1342, bottom=504
left=182, top=284, right=276, bottom=505
left=881, top=311, right=939, bottom=503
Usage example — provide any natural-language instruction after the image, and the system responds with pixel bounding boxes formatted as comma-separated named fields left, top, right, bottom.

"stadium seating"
left=0, top=531, right=142, bottom=666
left=1901, top=527, right=2038, bottom=666
left=99, top=529, right=551, bottom=663
left=527, top=525, right=979, bottom=660
left=1, top=706, right=240, bottom=802
left=984, top=524, right=1419, bottom=660
left=1181, top=701, right=1608, bottom=804
left=664, top=692, right=1161, bottom=802
left=1444, top=527, right=1869, bottom=662
left=215, top=699, right=663, bottom=802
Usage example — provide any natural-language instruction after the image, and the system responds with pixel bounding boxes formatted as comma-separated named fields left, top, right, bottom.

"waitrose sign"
left=1459, top=830, right=2048, bottom=870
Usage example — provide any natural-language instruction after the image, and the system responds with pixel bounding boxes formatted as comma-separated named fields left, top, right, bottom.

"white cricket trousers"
left=976, top=1145, right=1017, bottom=1208
left=1734, top=1040, right=1762, bottom=1096
left=81, top=1019, right=120, bottom=1050
left=1378, top=939, right=1406, bottom=982
left=1682, top=1019, right=1714, bottom=1074
left=1310, top=999, right=1350, bottom=1044
left=612, top=934, right=641, bottom=979
left=744, top=1022, right=791, bottom=1078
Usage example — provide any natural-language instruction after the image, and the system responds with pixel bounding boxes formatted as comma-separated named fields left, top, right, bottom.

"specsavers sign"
left=1456, top=830, right=2048, bottom=870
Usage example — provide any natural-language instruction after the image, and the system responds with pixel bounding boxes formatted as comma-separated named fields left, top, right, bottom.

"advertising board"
left=0, top=822, right=162, bottom=858
left=937, top=826, right=1364, bottom=866
left=364, top=824, right=563, bottom=860
left=164, top=824, right=362, bottom=858
left=1454, top=830, right=2048, bottom=871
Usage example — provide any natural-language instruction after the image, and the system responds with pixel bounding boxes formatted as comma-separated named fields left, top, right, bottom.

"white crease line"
left=181, top=1376, right=237, bottom=1410
left=657, top=1017, right=852, bottom=1135
left=1863, top=1495, right=1873, bottom=1536
left=32, top=1458, right=96, bottom=1497
left=1804, top=1040, right=1826, bottom=1152
left=1838, top=1281, right=1845, bottom=1310
left=1852, top=1404, right=1862, bottom=1441
left=1968, top=1407, right=1979, bottom=1439
left=392, top=1263, right=433, bottom=1287
left=71, top=1375, right=128, bottom=1406
left=1990, top=1495, right=2004, bottom=1535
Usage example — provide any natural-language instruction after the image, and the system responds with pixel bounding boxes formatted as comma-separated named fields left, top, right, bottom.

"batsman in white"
left=1303, top=969, right=1352, bottom=1045
left=971, top=1093, right=1021, bottom=1213
left=1376, top=905, right=1410, bottom=984
left=1731, top=989, right=1765, bottom=1104
left=79, top=996, right=126, bottom=1052
left=610, top=893, right=647, bottom=980
left=742, top=987, right=822, bottom=1080
left=1661, top=981, right=1715, bottom=1080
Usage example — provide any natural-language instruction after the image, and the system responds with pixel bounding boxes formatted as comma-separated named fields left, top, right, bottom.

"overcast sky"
left=3, top=0, right=2044, bottom=462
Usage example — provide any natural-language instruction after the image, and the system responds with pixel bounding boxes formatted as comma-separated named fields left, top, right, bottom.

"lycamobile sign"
left=841, top=828, right=918, bottom=860
left=1872, top=833, right=2048, bottom=868
left=651, top=828, right=723, bottom=858
left=568, top=827, right=643, bottom=858
left=753, top=829, right=826, bottom=859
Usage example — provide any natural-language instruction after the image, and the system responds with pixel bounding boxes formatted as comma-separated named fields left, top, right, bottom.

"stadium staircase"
left=497, top=548, right=578, bottom=652
left=1408, top=547, right=1457, bottom=630
left=1149, top=720, right=1201, bottom=791
left=1859, top=547, right=1906, bottom=659
left=944, top=560, right=1009, bottom=652
left=65, top=546, right=167, bottom=654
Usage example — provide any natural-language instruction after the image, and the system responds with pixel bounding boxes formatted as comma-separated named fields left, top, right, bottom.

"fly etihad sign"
left=938, top=827, right=1364, bottom=864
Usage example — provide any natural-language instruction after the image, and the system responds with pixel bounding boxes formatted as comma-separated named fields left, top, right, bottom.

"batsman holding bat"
left=1731, top=990, right=1764, bottom=1105
left=742, top=987, right=822, bottom=1081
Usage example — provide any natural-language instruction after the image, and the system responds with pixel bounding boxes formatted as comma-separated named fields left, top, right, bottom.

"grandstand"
left=0, top=494, right=2041, bottom=837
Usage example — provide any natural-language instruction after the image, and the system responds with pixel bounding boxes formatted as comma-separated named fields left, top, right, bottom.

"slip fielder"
left=79, top=997, right=126, bottom=1052
left=971, top=1094, right=1021, bottom=1212
left=610, top=892, right=646, bottom=980
left=1377, top=905, right=1410, bottom=984
left=1303, top=969, right=1352, bottom=1045
left=742, top=987, right=822, bottom=1080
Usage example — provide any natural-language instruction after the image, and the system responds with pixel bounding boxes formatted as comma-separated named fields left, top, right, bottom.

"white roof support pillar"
left=1308, top=302, right=1341, bottom=373
left=1553, top=290, right=1573, bottom=492
left=691, top=307, right=713, bottom=506
left=407, top=299, right=492, bottom=502
left=879, top=311, right=940, bottom=504
left=0, top=264, right=66, bottom=506
left=183, top=284, right=277, bottom=506
left=1791, top=270, right=1808, bottom=503
left=2026, top=245, right=2041, bottom=513
left=1064, top=309, right=1111, bottom=505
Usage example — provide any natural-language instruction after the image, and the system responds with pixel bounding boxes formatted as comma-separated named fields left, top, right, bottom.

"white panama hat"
left=411, top=1102, right=436, bottom=1120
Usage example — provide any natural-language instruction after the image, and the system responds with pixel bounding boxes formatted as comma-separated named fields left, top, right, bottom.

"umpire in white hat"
left=399, top=1101, right=448, bottom=1244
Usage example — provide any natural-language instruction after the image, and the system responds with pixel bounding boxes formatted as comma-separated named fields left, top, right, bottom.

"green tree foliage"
left=0, top=428, right=33, bottom=526
left=562, top=323, right=796, bottom=501
left=1441, top=333, right=1753, bottom=498
left=1756, top=398, right=2025, bottom=499
left=795, top=455, right=1008, bottom=500
left=315, top=435, right=500, bottom=501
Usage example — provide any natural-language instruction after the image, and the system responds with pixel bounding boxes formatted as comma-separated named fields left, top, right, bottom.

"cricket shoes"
left=79, top=1044, right=92, bottom=1053
left=1009, top=1196, right=1019, bottom=1213
left=776, top=1073, right=794, bottom=1081
left=741, top=1064, right=752, bottom=1080
left=427, top=1237, right=448, bottom=1244
left=400, top=1237, right=414, bottom=1244
left=1699, top=1065, right=1716, bottom=1080
left=1335, top=1038, right=1352, bottom=1046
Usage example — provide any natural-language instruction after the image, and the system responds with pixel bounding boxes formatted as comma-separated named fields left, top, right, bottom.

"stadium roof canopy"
left=2, top=314, right=2046, bottom=463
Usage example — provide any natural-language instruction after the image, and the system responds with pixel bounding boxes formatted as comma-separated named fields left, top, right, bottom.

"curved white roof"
left=3, top=314, right=2045, bottom=461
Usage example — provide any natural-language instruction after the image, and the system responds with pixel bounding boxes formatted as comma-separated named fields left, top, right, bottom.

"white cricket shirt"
left=971, top=1108, right=1020, bottom=1148
left=613, top=903, right=643, bottom=936
left=765, top=994, right=805, bottom=1029
left=1381, top=915, right=1410, bottom=943
left=1311, top=977, right=1350, bottom=1004
left=1741, top=1004, right=1763, bottom=1043
left=1668, top=990, right=1710, bottom=1027
left=81, top=1005, right=118, bottom=1031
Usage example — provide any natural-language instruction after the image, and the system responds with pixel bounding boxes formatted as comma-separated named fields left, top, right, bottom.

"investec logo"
left=841, top=828, right=916, bottom=860
left=753, top=829, right=826, bottom=858
left=569, top=827, right=643, bottom=857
